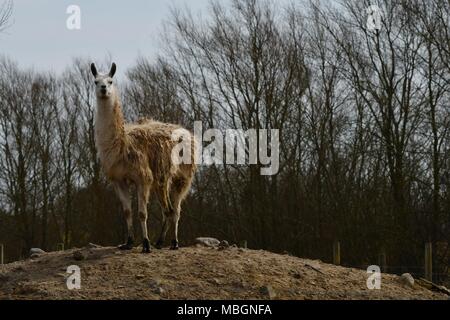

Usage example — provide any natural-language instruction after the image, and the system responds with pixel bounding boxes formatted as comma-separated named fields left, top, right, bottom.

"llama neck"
left=95, top=93, right=127, bottom=158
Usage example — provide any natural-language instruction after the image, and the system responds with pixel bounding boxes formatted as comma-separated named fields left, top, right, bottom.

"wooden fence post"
left=57, top=243, right=65, bottom=251
left=0, top=244, right=4, bottom=265
left=425, top=242, right=433, bottom=281
left=333, top=241, right=341, bottom=265
left=378, top=250, right=387, bottom=273
left=242, top=240, right=247, bottom=249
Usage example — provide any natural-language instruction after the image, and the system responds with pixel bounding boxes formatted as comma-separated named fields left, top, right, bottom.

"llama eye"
left=108, top=81, right=113, bottom=85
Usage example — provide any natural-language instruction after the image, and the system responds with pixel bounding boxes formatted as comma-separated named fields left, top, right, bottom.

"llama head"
left=90, top=62, right=117, bottom=100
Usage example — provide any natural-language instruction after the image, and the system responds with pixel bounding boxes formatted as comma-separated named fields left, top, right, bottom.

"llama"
left=91, top=62, right=196, bottom=253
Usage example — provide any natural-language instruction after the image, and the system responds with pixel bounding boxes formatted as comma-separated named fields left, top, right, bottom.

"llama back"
left=124, top=120, right=197, bottom=180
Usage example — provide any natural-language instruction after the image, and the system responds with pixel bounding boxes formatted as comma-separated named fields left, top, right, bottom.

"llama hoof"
left=170, top=240, right=179, bottom=250
left=155, top=240, right=164, bottom=250
left=142, top=238, right=151, bottom=253
left=118, top=237, right=134, bottom=250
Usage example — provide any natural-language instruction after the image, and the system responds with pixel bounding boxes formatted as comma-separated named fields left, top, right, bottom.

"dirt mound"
left=0, top=245, right=448, bottom=300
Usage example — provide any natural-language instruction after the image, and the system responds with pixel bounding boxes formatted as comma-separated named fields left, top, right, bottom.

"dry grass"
left=0, top=246, right=447, bottom=300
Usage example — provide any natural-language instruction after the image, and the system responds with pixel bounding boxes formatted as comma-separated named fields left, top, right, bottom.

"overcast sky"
left=0, top=0, right=211, bottom=78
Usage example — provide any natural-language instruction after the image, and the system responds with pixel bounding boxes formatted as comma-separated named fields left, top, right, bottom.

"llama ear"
left=90, top=63, right=98, bottom=77
left=109, top=62, right=117, bottom=78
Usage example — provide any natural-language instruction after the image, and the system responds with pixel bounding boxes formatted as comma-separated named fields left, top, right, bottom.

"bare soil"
left=0, top=245, right=448, bottom=300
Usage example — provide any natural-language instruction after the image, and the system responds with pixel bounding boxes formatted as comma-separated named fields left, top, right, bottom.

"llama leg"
left=138, top=184, right=151, bottom=253
left=170, top=212, right=181, bottom=250
left=114, top=181, right=134, bottom=250
left=169, top=179, right=188, bottom=250
left=155, top=213, right=170, bottom=249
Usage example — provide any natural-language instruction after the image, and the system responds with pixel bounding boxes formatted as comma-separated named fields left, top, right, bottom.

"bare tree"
left=0, top=58, right=38, bottom=253
left=0, top=0, right=12, bottom=33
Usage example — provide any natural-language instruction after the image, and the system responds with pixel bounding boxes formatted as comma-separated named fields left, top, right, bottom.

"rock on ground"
left=73, top=250, right=87, bottom=261
left=400, top=273, right=415, bottom=288
left=29, top=248, right=46, bottom=255
left=260, top=285, right=277, bottom=299
left=195, top=237, right=221, bottom=248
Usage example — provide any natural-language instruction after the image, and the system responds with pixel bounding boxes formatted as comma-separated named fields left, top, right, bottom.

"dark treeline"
left=0, top=0, right=449, bottom=283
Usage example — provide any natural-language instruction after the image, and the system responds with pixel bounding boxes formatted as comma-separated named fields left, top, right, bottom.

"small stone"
left=155, top=287, right=165, bottom=295
left=220, top=240, right=229, bottom=247
left=218, top=240, right=230, bottom=251
left=232, top=279, right=246, bottom=288
left=30, top=253, right=41, bottom=259
left=14, top=283, right=39, bottom=295
left=149, top=279, right=161, bottom=289
left=30, top=248, right=46, bottom=255
left=259, top=285, right=277, bottom=299
left=195, top=237, right=221, bottom=247
left=149, top=279, right=164, bottom=295
left=136, top=274, right=145, bottom=280
left=400, top=273, right=414, bottom=287
left=73, top=250, right=87, bottom=261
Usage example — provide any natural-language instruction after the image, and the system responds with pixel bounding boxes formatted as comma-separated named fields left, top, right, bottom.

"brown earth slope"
left=0, top=245, right=448, bottom=300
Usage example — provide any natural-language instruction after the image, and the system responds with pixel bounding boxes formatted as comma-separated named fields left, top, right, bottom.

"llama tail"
left=165, top=185, right=175, bottom=213
left=159, top=179, right=174, bottom=213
